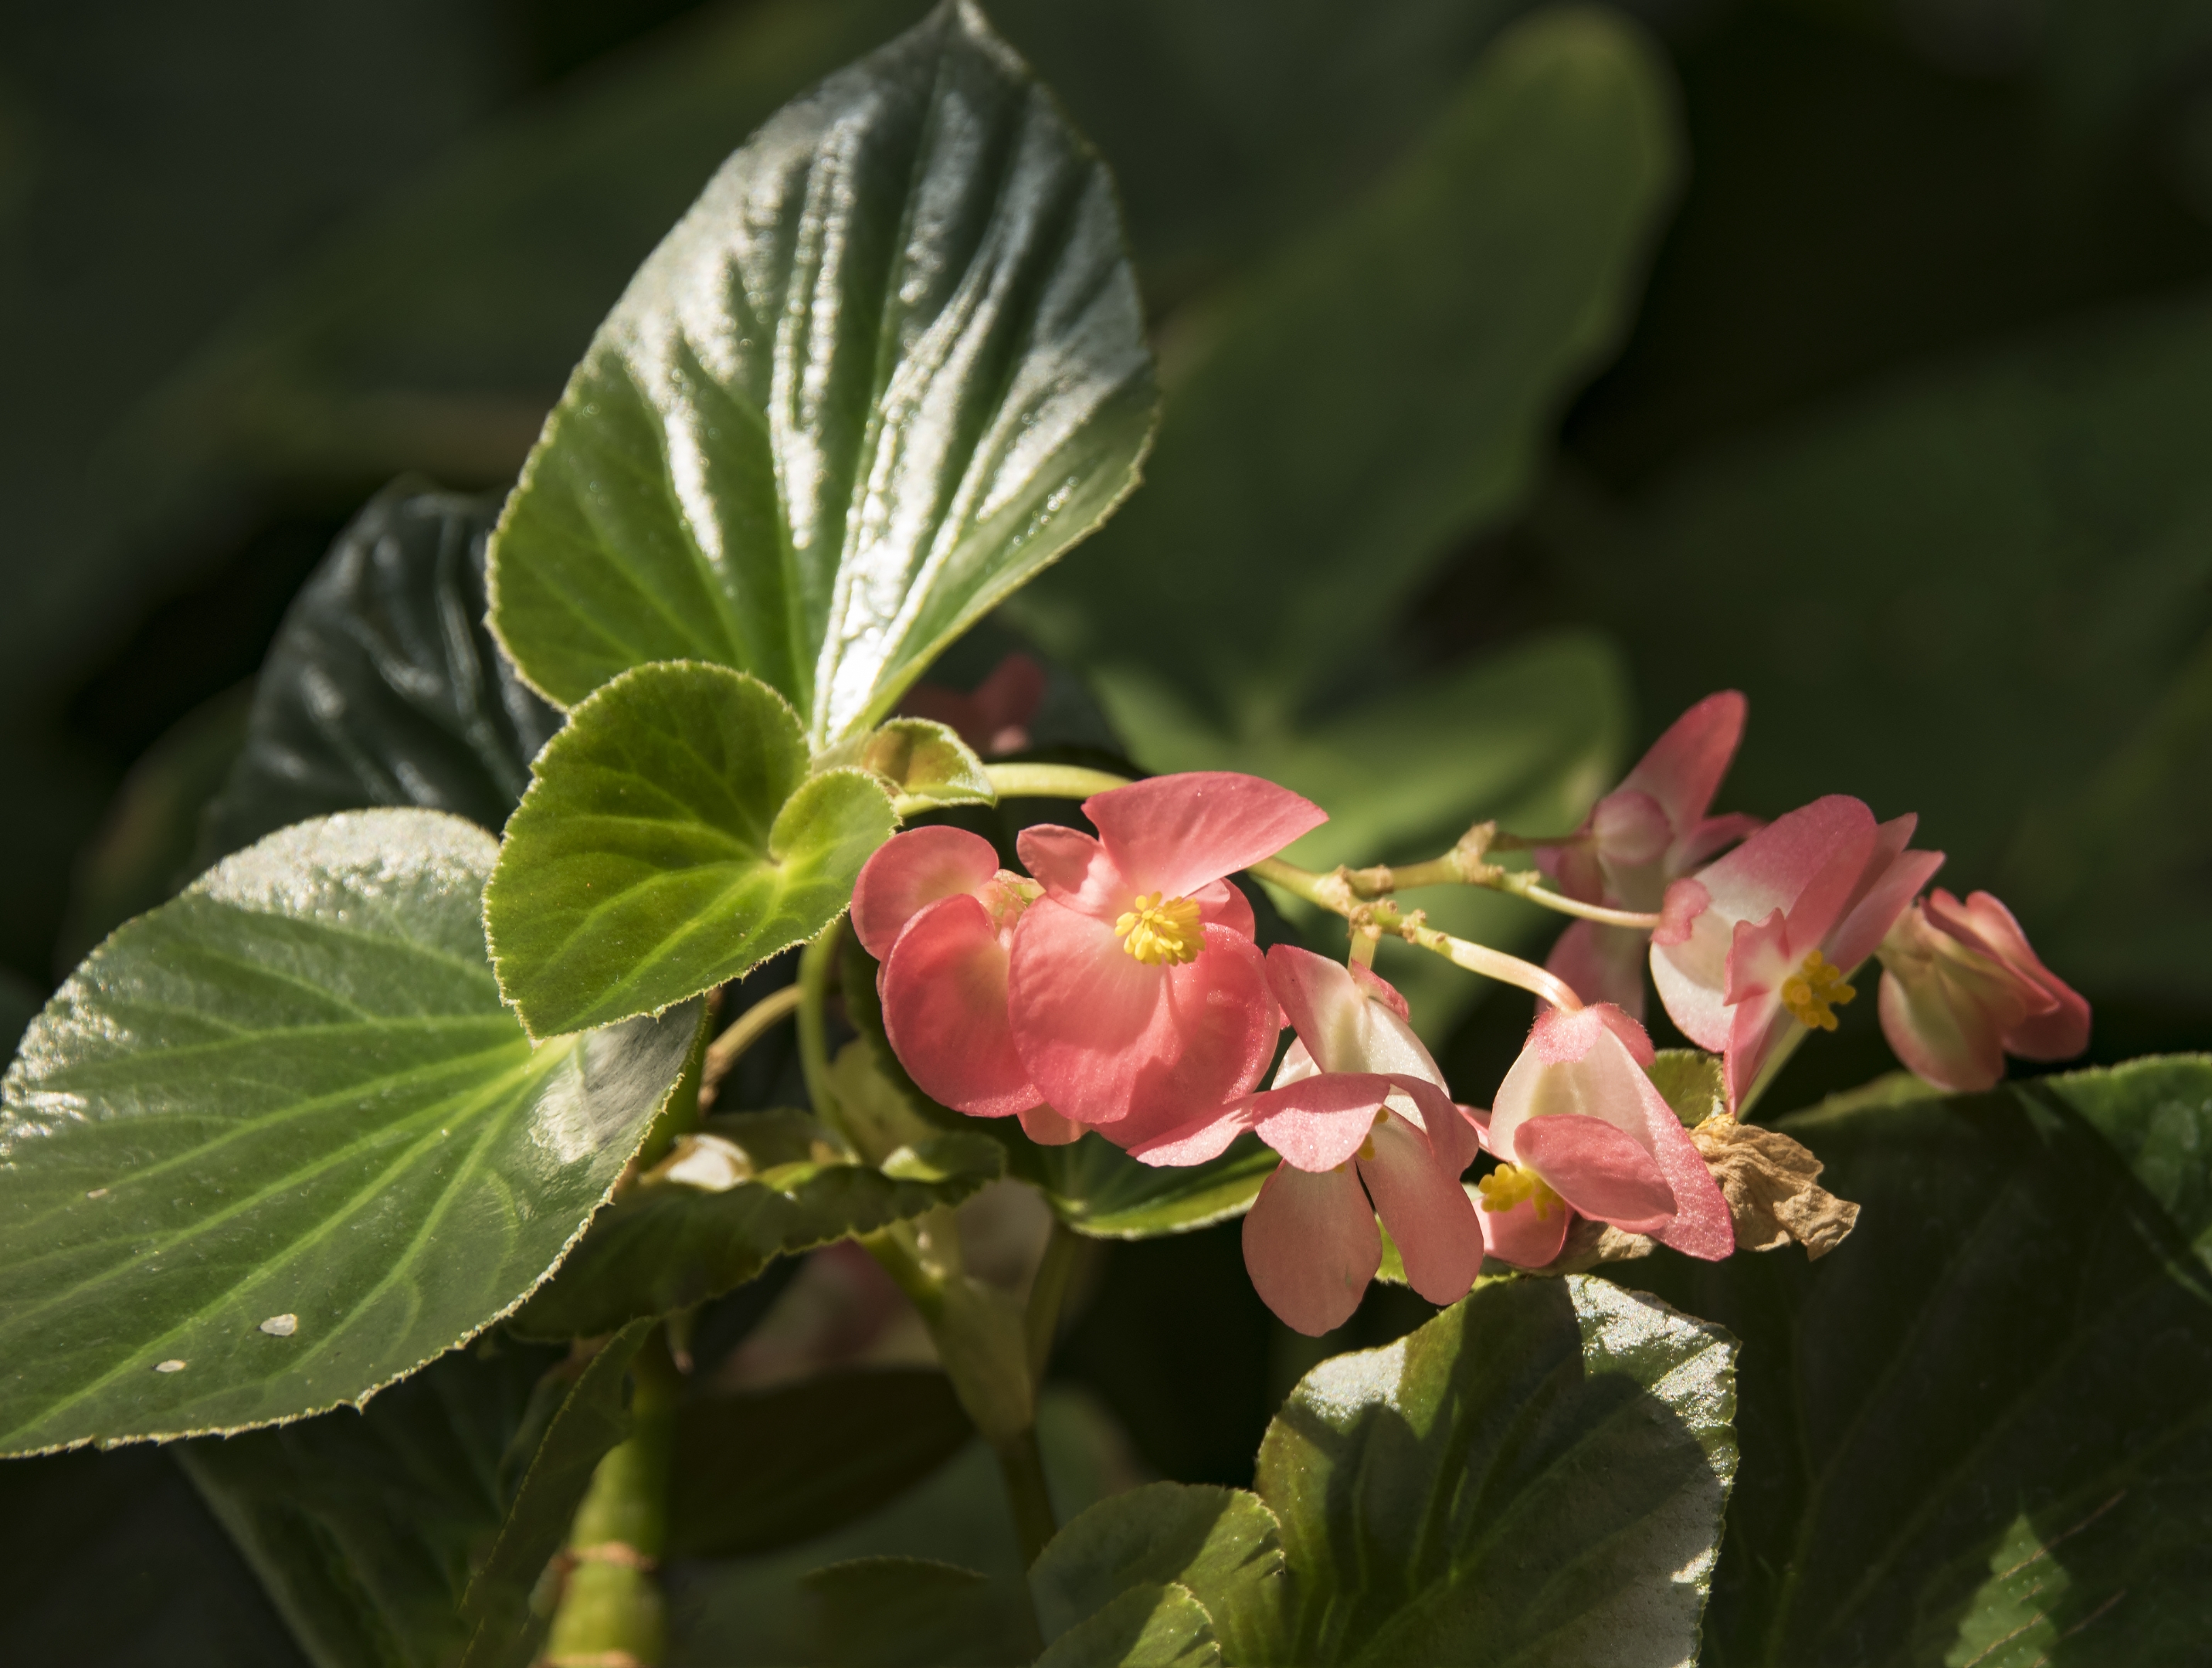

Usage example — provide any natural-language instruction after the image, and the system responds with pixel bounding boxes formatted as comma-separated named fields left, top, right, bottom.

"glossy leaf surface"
left=0, top=810, right=697, bottom=1454
left=177, top=1336, right=566, bottom=1668
left=487, top=0, right=1156, bottom=746
left=484, top=663, right=894, bottom=1038
left=1258, top=1273, right=1737, bottom=1666
left=1620, top=1059, right=2212, bottom=1666
left=667, top=1368, right=972, bottom=1558
left=203, top=483, right=561, bottom=862
left=511, top=1113, right=1002, bottom=1339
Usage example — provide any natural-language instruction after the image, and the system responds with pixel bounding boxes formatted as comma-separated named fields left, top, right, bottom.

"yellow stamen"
left=1113, top=892, right=1206, bottom=966
left=1780, top=950, right=1856, bottom=1032
left=1476, top=1162, right=1563, bottom=1220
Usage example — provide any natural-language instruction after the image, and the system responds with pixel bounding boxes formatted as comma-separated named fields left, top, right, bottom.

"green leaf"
left=486, top=0, right=1158, bottom=746
left=1617, top=1057, right=2212, bottom=1666
left=202, top=482, right=561, bottom=863
left=0, top=809, right=698, bottom=1455
left=1121, top=631, right=1630, bottom=1042
left=802, top=1556, right=1040, bottom=1668
left=1647, top=1049, right=1725, bottom=1128
left=667, top=1368, right=972, bottom=1558
left=1014, top=7, right=1680, bottom=715
left=1035, top=1583, right=1219, bottom=1668
left=453, top=1320, right=653, bottom=1668
left=510, top=1113, right=1002, bottom=1340
left=850, top=718, right=996, bottom=811
left=1258, top=1273, right=1737, bottom=1666
left=175, top=1335, right=567, bottom=1668
left=1030, top=1482, right=1287, bottom=1663
left=483, top=662, right=895, bottom=1038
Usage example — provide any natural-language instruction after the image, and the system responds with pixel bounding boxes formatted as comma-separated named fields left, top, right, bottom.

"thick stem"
left=795, top=927, right=843, bottom=1134
left=991, top=1426, right=1059, bottom=1569
left=541, top=1331, right=681, bottom=1668
left=1025, top=1219, right=1080, bottom=1384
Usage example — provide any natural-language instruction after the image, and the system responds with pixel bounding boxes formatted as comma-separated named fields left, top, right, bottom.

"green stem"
left=796, top=926, right=843, bottom=1134
left=696, top=984, right=801, bottom=1112
left=1025, top=1219, right=1080, bottom=1384
left=984, top=761, right=1131, bottom=802
left=991, top=1426, right=1059, bottom=1569
left=541, top=1330, right=681, bottom=1668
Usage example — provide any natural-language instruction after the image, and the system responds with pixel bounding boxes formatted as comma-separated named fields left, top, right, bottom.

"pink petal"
left=1828, top=819, right=1944, bottom=970
left=1015, top=825, right=1127, bottom=917
left=1272, top=1038, right=1319, bottom=1088
left=1242, top=1163, right=1380, bottom=1336
left=1591, top=789, right=1671, bottom=869
left=1491, top=1004, right=1674, bottom=1163
left=1190, top=876, right=1257, bottom=939
left=1017, top=1103, right=1085, bottom=1146
left=1249, top=1073, right=1393, bottom=1171
left=1877, top=965, right=2004, bottom=1093
left=1348, top=961, right=1410, bottom=1019
left=1647, top=1104, right=1733, bottom=1261
left=1358, top=1114, right=1481, bottom=1305
left=1010, top=907, right=1279, bottom=1142
left=1620, top=691, right=1748, bottom=836
left=972, top=652, right=1047, bottom=741
left=1591, top=1004, right=1657, bottom=1068
left=1722, top=993, right=1788, bottom=1111
left=1477, top=1192, right=1571, bottom=1268
left=1930, top=890, right=2090, bottom=1060
left=1514, top=1113, right=1675, bottom=1234
left=1386, top=1076, right=1481, bottom=1174
left=1674, top=812, right=1763, bottom=873
left=1265, top=944, right=1447, bottom=1085
left=1545, top=920, right=1649, bottom=1019
left=1084, top=772, right=1325, bottom=900
left=1724, top=908, right=1796, bottom=1007
left=1694, top=795, right=1878, bottom=944
left=880, top=894, right=1040, bottom=1117
left=1129, top=1104, right=1252, bottom=1167
left=851, top=826, right=1000, bottom=960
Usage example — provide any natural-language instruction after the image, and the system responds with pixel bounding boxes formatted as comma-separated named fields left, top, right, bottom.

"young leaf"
left=1034, top=1583, right=1220, bottom=1668
left=508, top=1115, right=1003, bottom=1339
left=487, top=0, right=1158, bottom=748
left=1030, top=1482, right=1288, bottom=1663
left=453, top=1320, right=653, bottom=1668
left=1647, top=1049, right=1725, bottom=1128
left=176, top=1336, right=568, bottom=1668
left=1619, top=1058, right=2212, bottom=1666
left=0, top=810, right=697, bottom=1456
left=852, top=717, right=996, bottom=811
left=202, top=482, right=561, bottom=861
left=666, top=1368, right=972, bottom=1558
left=1258, top=1274, right=1737, bottom=1666
left=483, top=662, right=895, bottom=1038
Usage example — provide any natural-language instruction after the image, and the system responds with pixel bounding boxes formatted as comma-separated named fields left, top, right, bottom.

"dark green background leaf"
left=667, top=1368, right=972, bottom=1558
left=202, top=481, right=561, bottom=862
left=177, top=1334, right=566, bottom=1668
left=0, top=809, right=697, bottom=1453
left=487, top=0, right=1158, bottom=745
left=802, top=1556, right=1038, bottom=1668
left=511, top=1116, right=1002, bottom=1339
left=1258, top=1273, right=1737, bottom=1666
left=1619, top=1058, right=2212, bottom=1666
left=485, top=662, right=894, bottom=1038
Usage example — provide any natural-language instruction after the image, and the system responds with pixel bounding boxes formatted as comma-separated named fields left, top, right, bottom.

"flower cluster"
left=854, top=697, right=2090, bottom=1336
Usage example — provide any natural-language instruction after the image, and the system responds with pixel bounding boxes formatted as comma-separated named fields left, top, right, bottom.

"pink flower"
left=850, top=826, right=1075, bottom=1147
left=1542, top=692, right=1761, bottom=1016
left=1875, top=889, right=2091, bottom=1093
left=1134, top=945, right=1481, bottom=1335
left=899, top=651, right=1048, bottom=757
left=1474, top=1004, right=1732, bottom=1267
left=1006, top=773, right=1325, bottom=1145
left=1650, top=795, right=1943, bottom=1109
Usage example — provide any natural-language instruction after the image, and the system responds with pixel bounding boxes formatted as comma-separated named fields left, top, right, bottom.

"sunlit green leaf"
left=203, top=483, right=560, bottom=863
left=1648, top=1049, right=1725, bottom=1128
left=1620, top=1057, right=2212, bottom=1666
left=510, top=1113, right=1002, bottom=1340
left=484, top=662, right=894, bottom=1039
left=176, top=1336, right=566, bottom=1668
left=1035, top=1583, right=1219, bottom=1668
left=667, top=1368, right=972, bottom=1558
left=1260, top=1274, right=1736, bottom=1666
left=0, top=810, right=697, bottom=1455
left=487, top=0, right=1157, bottom=745
left=1014, top=6, right=1680, bottom=715
left=850, top=718, right=996, bottom=812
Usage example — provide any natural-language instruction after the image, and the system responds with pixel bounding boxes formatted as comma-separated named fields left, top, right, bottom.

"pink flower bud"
left=1875, top=890, right=2090, bottom=1093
